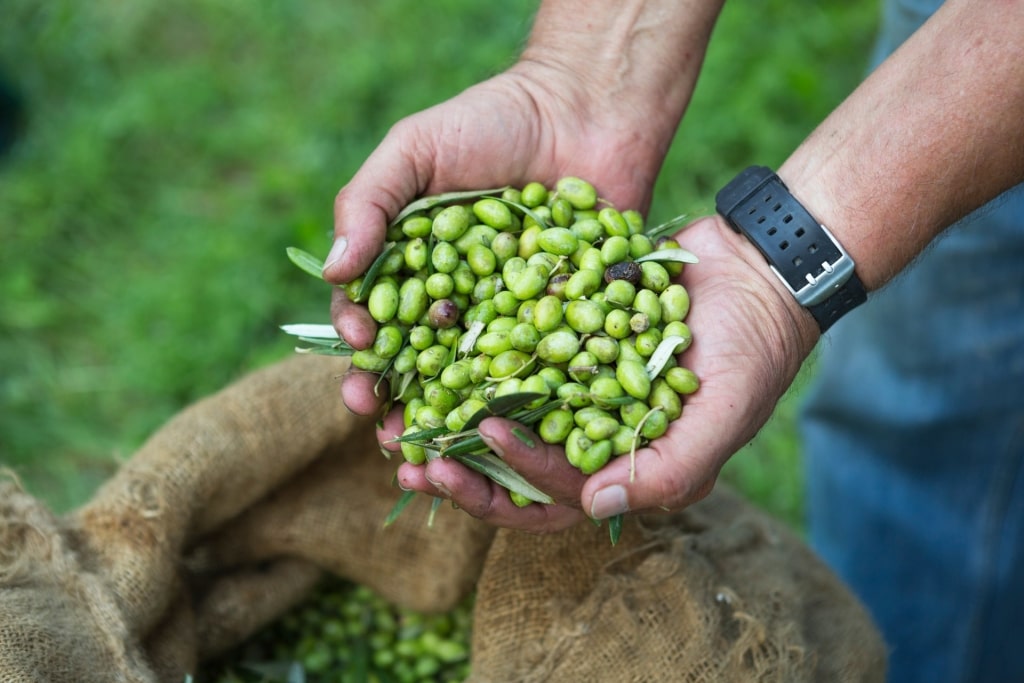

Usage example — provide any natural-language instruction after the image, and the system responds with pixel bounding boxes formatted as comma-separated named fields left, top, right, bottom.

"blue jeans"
left=801, top=3, right=1024, bottom=682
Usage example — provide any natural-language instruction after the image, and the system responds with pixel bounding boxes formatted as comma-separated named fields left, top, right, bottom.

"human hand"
left=324, top=64, right=675, bottom=416
left=388, top=215, right=821, bottom=532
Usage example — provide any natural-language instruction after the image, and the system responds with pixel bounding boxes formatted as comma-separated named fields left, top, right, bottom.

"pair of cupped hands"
left=324, top=68, right=820, bottom=534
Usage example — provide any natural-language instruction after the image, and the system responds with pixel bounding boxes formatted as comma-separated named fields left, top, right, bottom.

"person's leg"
left=804, top=2, right=1024, bottom=679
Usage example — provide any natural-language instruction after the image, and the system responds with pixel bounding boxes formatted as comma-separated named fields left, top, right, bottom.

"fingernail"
left=590, top=485, right=629, bottom=520
left=322, top=236, right=348, bottom=273
left=479, top=429, right=505, bottom=458
left=424, top=474, right=453, bottom=498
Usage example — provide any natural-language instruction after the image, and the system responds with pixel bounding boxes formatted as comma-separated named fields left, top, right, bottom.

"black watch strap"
left=715, top=165, right=866, bottom=332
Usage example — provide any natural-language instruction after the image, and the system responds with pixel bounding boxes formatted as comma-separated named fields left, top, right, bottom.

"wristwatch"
left=715, top=165, right=866, bottom=332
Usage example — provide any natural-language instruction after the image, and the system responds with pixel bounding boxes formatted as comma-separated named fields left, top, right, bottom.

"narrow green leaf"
left=645, top=335, right=688, bottom=379
left=389, top=187, right=511, bottom=226
left=389, top=425, right=451, bottom=445
left=464, top=392, right=547, bottom=430
left=427, top=495, right=443, bottom=527
left=384, top=489, right=419, bottom=526
left=505, top=399, right=566, bottom=429
left=608, top=513, right=623, bottom=545
left=286, top=246, right=326, bottom=280
left=452, top=451, right=554, bottom=504
left=493, top=196, right=550, bottom=231
left=293, top=345, right=355, bottom=357
left=635, top=247, right=700, bottom=265
left=295, top=336, right=352, bottom=350
left=440, top=434, right=488, bottom=458
left=355, top=242, right=398, bottom=302
left=644, top=213, right=691, bottom=242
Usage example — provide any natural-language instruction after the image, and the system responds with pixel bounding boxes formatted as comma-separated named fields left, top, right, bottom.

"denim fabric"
left=801, top=1, right=1024, bottom=682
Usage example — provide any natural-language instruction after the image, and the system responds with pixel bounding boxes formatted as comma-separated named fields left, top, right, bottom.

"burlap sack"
left=0, top=354, right=495, bottom=683
left=1, top=352, right=885, bottom=682
left=469, top=486, right=887, bottom=683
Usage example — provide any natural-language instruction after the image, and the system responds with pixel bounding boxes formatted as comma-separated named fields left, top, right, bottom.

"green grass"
left=0, top=0, right=877, bottom=525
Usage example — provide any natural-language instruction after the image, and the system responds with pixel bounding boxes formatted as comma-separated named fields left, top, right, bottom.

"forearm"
left=515, top=0, right=726, bottom=163
left=779, top=0, right=1024, bottom=291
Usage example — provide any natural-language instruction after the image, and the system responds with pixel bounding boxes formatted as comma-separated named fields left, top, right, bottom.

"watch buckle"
left=770, top=224, right=856, bottom=307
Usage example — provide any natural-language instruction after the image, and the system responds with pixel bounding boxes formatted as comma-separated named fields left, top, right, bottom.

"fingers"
left=391, top=417, right=588, bottom=533
left=323, top=135, right=419, bottom=286
left=376, top=407, right=404, bottom=453
left=324, top=129, right=429, bottom=351
left=339, top=370, right=388, bottom=417
left=476, top=417, right=588, bottom=504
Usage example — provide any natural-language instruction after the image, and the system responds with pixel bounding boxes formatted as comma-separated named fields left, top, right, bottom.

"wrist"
left=515, top=0, right=724, bottom=156
left=707, top=214, right=822, bottom=353
left=716, top=165, right=868, bottom=333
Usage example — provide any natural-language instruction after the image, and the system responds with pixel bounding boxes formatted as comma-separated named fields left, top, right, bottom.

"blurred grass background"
left=0, top=0, right=877, bottom=528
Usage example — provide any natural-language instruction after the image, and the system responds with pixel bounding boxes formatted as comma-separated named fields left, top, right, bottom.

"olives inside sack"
left=337, top=177, right=700, bottom=505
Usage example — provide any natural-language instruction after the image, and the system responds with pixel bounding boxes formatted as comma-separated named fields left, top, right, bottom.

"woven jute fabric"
left=1, top=354, right=884, bottom=681
left=469, top=486, right=887, bottom=683
left=0, top=355, right=494, bottom=682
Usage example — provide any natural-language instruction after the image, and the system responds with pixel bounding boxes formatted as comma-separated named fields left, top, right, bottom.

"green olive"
left=534, top=227, right=576, bottom=258
left=372, top=324, right=404, bottom=359
left=564, top=268, right=602, bottom=300
left=488, top=349, right=533, bottom=379
left=538, top=408, right=574, bottom=444
left=431, top=241, right=460, bottom=273
left=555, top=176, right=597, bottom=210
left=639, top=261, right=670, bottom=292
left=401, top=215, right=433, bottom=239
left=400, top=426, right=427, bottom=465
left=550, top=197, right=574, bottom=227
left=510, top=322, right=541, bottom=353
left=415, top=345, right=449, bottom=377
left=397, top=278, right=429, bottom=325
left=564, top=299, right=606, bottom=334
left=466, top=243, right=497, bottom=276
left=490, top=232, right=519, bottom=265
left=660, top=284, right=691, bottom=322
left=535, top=329, right=581, bottom=364
left=424, top=272, right=455, bottom=300
left=431, top=204, right=472, bottom=241
left=578, top=439, right=613, bottom=475
left=521, top=181, right=549, bottom=208
left=472, top=197, right=514, bottom=230
left=598, top=207, right=630, bottom=238
left=367, top=280, right=399, bottom=323
left=665, top=366, right=700, bottom=395
left=532, top=295, right=564, bottom=333
left=508, top=264, right=549, bottom=300
left=616, top=359, right=652, bottom=400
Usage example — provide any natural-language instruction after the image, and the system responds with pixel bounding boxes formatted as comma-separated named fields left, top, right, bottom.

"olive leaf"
left=644, top=213, right=691, bottom=242
left=280, top=323, right=339, bottom=339
left=608, top=513, right=623, bottom=545
left=645, top=335, right=689, bottom=379
left=452, top=451, right=554, bottom=504
left=464, top=392, right=548, bottom=431
left=384, top=489, right=420, bottom=527
left=355, top=242, right=398, bottom=302
left=635, top=247, right=699, bottom=265
left=492, top=196, right=550, bottom=232
left=286, top=246, right=327, bottom=280
left=388, top=187, right=511, bottom=227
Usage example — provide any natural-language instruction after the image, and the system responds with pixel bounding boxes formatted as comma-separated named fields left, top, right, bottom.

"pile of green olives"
left=207, top=579, right=472, bottom=683
left=345, top=177, right=699, bottom=502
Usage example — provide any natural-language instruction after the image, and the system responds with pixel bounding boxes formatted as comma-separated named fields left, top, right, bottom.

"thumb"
left=323, top=133, right=427, bottom=284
